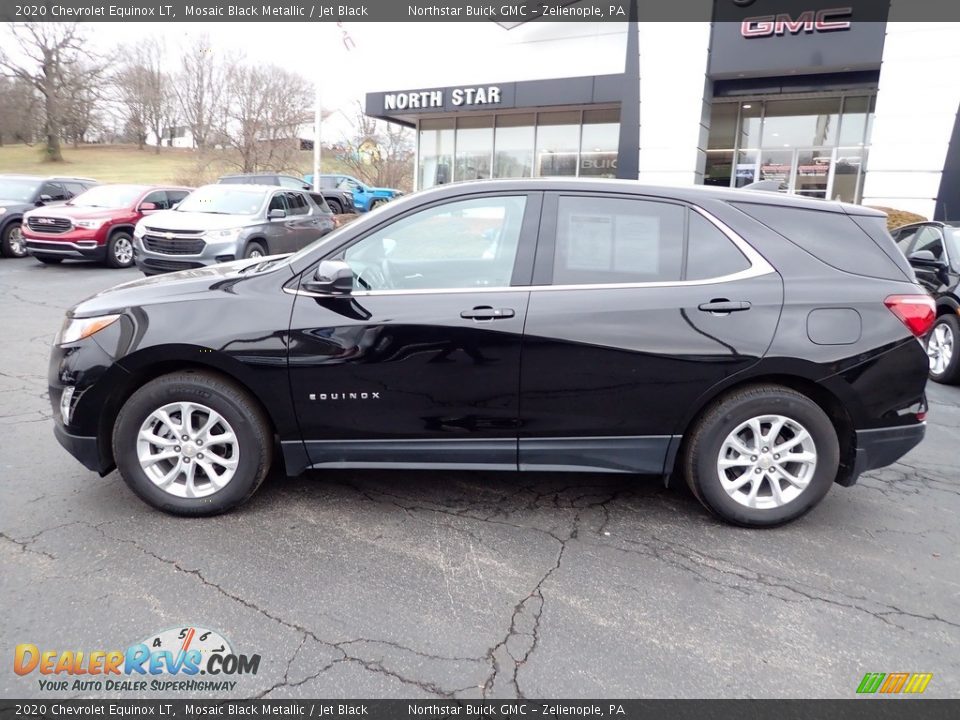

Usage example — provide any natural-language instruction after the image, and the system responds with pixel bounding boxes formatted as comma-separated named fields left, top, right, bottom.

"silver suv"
left=132, top=184, right=335, bottom=275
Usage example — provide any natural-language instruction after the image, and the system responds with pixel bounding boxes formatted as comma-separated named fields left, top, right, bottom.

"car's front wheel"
left=927, top=313, right=959, bottom=384
left=112, top=371, right=273, bottom=515
left=683, top=385, right=839, bottom=527
left=327, top=199, right=343, bottom=214
left=106, top=230, right=135, bottom=268
left=1, top=221, right=27, bottom=258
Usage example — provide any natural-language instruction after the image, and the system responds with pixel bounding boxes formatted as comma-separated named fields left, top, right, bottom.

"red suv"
left=23, top=184, right=192, bottom=268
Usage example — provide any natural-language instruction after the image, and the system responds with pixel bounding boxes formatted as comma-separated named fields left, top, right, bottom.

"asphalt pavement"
left=1, top=258, right=958, bottom=700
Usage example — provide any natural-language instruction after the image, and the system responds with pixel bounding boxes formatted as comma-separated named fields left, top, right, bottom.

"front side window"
left=40, top=182, right=67, bottom=201
left=553, top=197, right=685, bottom=284
left=342, top=196, right=527, bottom=291
left=141, top=191, right=169, bottom=210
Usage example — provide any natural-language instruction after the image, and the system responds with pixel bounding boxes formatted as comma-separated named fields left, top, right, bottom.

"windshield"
left=0, top=178, right=40, bottom=202
left=176, top=185, right=266, bottom=215
left=69, top=185, right=144, bottom=209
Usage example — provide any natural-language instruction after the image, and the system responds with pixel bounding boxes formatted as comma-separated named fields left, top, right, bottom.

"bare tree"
left=174, top=35, right=226, bottom=150
left=114, top=52, right=151, bottom=149
left=0, top=23, right=99, bottom=161
left=220, top=64, right=312, bottom=173
left=142, top=38, right=177, bottom=155
left=333, top=102, right=415, bottom=191
left=0, top=77, right=41, bottom=146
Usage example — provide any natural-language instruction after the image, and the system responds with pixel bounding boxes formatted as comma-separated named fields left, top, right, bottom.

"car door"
left=286, top=192, right=542, bottom=469
left=906, top=226, right=951, bottom=295
left=265, top=191, right=293, bottom=253
left=517, top=193, right=784, bottom=474
left=284, top=191, right=325, bottom=248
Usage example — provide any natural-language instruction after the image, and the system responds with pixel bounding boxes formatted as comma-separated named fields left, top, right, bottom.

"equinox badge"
left=309, top=392, right=381, bottom=401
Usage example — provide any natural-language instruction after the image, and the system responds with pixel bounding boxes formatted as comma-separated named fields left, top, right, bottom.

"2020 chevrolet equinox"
left=49, top=179, right=932, bottom=526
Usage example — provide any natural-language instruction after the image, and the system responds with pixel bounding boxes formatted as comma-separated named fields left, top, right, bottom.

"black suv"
left=218, top=173, right=355, bottom=215
left=49, top=180, right=932, bottom=526
left=893, top=220, right=960, bottom=384
left=0, top=175, right=98, bottom=258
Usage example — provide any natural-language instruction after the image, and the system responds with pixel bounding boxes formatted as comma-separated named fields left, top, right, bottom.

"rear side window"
left=686, top=212, right=750, bottom=280
left=733, top=203, right=909, bottom=281
left=554, top=197, right=685, bottom=284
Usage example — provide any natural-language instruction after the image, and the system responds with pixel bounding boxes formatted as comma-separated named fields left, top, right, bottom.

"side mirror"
left=303, top=260, right=354, bottom=295
left=139, top=202, right=157, bottom=212
left=268, top=208, right=286, bottom=220
left=37, top=194, right=52, bottom=205
left=909, top=249, right=945, bottom=266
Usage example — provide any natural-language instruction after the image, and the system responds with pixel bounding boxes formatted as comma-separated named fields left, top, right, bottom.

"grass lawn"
left=0, top=144, right=357, bottom=186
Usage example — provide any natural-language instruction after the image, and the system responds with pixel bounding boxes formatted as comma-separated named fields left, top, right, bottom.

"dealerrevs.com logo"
left=14, top=626, right=261, bottom=693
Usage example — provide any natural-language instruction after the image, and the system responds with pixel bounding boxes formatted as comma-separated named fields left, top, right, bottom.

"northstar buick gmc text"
left=49, top=179, right=933, bottom=526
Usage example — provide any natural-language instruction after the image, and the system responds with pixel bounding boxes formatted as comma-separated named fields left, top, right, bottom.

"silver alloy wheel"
left=927, top=322, right=954, bottom=375
left=8, top=225, right=26, bottom=257
left=136, top=401, right=240, bottom=498
left=716, top=414, right=818, bottom=509
left=113, top=236, right=133, bottom=265
left=248, top=248, right=264, bottom=258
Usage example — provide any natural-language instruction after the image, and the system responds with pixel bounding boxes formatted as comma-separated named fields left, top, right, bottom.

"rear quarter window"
left=732, top=203, right=910, bottom=281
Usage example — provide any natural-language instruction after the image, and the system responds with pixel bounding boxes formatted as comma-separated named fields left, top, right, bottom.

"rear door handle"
left=698, top=299, right=751, bottom=314
left=460, top=306, right=515, bottom=320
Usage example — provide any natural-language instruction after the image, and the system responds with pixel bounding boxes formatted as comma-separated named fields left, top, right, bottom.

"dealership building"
left=365, top=1, right=960, bottom=219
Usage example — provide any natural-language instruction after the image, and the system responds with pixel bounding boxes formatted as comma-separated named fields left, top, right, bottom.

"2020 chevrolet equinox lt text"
left=49, top=179, right=932, bottom=527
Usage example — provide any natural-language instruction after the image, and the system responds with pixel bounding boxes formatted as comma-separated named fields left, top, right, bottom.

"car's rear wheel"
left=927, top=314, right=960, bottom=384
left=683, top=385, right=839, bottom=527
left=243, top=241, right=266, bottom=259
left=369, top=199, right=385, bottom=211
left=327, top=199, right=343, bottom=214
left=106, top=230, right=135, bottom=268
left=112, top=371, right=273, bottom=516
left=34, top=255, right=63, bottom=264
left=1, top=222, right=27, bottom=258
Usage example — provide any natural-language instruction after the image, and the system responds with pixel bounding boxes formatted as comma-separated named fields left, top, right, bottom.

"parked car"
left=22, top=184, right=191, bottom=269
left=50, top=179, right=932, bottom=526
left=893, top=220, right=960, bottom=383
left=132, top=183, right=335, bottom=275
left=0, top=175, right=98, bottom=258
left=218, top=173, right=354, bottom=215
left=305, top=173, right=403, bottom=213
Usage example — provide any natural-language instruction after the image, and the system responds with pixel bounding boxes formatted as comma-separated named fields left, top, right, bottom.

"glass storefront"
left=417, top=107, right=620, bottom=189
left=705, top=94, right=875, bottom=203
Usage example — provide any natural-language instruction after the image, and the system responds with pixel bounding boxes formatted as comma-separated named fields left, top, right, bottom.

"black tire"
left=112, top=370, right=273, bottom=516
left=682, top=384, right=839, bottom=528
left=327, top=199, right=343, bottom=214
left=1, top=221, right=27, bottom=258
left=105, top=230, right=135, bottom=268
left=243, top=240, right=267, bottom=259
left=35, top=255, right=63, bottom=265
left=927, top=313, right=960, bottom=385
left=369, top=199, right=385, bottom=211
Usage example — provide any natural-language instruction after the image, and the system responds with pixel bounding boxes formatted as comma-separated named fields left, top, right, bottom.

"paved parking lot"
left=1, top=258, right=958, bottom=700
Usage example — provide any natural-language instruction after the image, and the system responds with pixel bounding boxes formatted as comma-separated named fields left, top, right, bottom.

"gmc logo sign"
left=742, top=7, right=853, bottom=38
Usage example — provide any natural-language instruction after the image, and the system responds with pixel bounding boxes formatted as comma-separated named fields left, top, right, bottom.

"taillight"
left=884, top=294, right=936, bottom=337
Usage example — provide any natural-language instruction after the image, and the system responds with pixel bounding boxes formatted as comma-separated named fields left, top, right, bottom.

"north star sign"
left=383, top=86, right=502, bottom=111
left=741, top=7, right=853, bottom=38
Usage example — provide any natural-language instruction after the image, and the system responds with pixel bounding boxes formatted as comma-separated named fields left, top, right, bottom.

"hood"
left=24, top=205, right=123, bottom=221
left=69, top=256, right=292, bottom=318
left=0, top=200, right=34, bottom=213
left=138, top=209, right=257, bottom=231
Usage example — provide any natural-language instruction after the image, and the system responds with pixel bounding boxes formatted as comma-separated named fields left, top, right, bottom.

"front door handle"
left=460, top=306, right=515, bottom=321
left=698, top=299, right=751, bottom=314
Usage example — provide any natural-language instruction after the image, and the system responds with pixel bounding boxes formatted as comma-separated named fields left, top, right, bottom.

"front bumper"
left=24, top=235, right=106, bottom=261
left=133, top=235, right=240, bottom=274
left=843, top=423, right=926, bottom=486
left=53, top=423, right=109, bottom=474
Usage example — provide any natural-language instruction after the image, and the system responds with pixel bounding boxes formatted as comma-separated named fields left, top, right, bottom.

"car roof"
left=405, top=178, right=885, bottom=217
left=200, top=183, right=287, bottom=192
left=0, top=174, right=97, bottom=182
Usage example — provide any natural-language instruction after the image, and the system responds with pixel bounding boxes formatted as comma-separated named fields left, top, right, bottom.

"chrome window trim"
left=287, top=204, right=776, bottom=299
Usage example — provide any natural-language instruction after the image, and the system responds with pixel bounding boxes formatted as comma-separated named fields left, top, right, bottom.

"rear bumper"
left=843, top=423, right=926, bottom=486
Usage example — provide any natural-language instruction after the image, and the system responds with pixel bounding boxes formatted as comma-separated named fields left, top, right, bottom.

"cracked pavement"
left=1, top=260, right=958, bottom=699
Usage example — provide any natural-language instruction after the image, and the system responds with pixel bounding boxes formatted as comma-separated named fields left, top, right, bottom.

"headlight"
left=133, top=224, right=145, bottom=238
left=0, top=207, right=6, bottom=215
left=56, top=314, right=121, bottom=345
left=203, top=228, right=243, bottom=241
left=75, top=218, right=107, bottom=230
